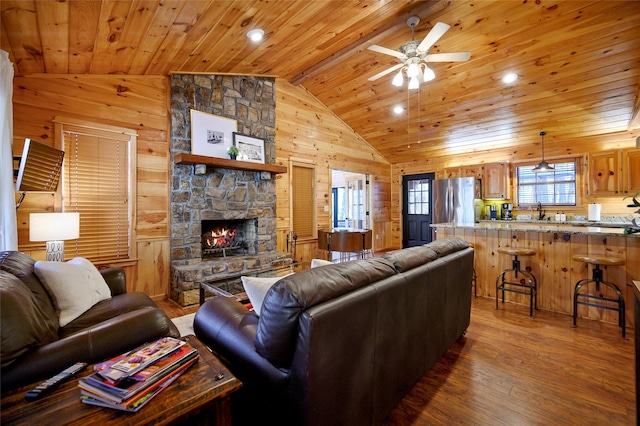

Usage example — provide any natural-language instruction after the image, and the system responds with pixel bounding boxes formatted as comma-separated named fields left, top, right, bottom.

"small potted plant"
left=227, top=145, right=239, bottom=160
left=623, top=190, right=640, bottom=235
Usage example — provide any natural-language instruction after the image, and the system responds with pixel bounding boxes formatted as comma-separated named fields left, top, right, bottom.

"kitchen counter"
left=431, top=221, right=639, bottom=237
left=433, top=220, right=639, bottom=329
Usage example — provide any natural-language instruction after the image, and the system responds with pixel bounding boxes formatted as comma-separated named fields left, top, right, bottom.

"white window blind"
left=61, top=129, right=132, bottom=262
left=517, top=161, right=577, bottom=206
left=291, top=164, right=315, bottom=239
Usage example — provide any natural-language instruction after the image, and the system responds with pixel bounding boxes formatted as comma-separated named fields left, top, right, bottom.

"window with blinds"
left=291, top=163, right=316, bottom=239
left=56, top=119, right=136, bottom=262
left=517, top=160, right=577, bottom=207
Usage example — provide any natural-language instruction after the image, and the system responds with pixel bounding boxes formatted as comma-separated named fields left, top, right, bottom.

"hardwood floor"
left=158, top=296, right=636, bottom=425
left=385, top=297, right=635, bottom=425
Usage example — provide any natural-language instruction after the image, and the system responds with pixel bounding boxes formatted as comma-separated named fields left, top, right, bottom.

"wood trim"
left=174, top=153, right=287, bottom=174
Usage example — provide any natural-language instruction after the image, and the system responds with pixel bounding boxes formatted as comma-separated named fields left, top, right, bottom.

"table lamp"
left=29, top=212, right=80, bottom=261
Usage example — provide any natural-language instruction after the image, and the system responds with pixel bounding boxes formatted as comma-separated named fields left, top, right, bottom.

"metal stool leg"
left=572, top=264, right=626, bottom=338
left=495, top=255, right=537, bottom=318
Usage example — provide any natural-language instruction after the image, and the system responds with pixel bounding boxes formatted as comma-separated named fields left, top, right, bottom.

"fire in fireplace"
left=201, top=219, right=255, bottom=257
left=202, top=226, right=238, bottom=249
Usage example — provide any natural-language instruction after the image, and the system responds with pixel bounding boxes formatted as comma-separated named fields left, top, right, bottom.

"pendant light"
left=532, top=131, right=554, bottom=172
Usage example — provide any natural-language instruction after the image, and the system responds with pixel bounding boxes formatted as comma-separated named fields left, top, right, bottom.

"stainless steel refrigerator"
left=432, top=177, right=477, bottom=225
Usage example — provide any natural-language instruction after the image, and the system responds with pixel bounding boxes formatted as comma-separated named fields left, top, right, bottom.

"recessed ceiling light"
left=247, top=29, right=264, bottom=42
left=393, top=105, right=404, bottom=114
left=502, top=73, right=518, bottom=84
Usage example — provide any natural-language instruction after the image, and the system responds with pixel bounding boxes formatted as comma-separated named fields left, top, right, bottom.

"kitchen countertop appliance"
left=487, top=205, right=497, bottom=220
left=501, top=203, right=513, bottom=220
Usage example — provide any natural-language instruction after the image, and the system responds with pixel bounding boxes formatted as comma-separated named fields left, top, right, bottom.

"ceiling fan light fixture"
left=407, top=62, right=420, bottom=78
left=392, top=70, right=404, bottom=87
left=247, top=29, right=264, bottom=42
left=408, top=76, right=419, bottom=90
left=423, top=66, right=435, bottom=82
left=532, top=131, right=555, bottom=172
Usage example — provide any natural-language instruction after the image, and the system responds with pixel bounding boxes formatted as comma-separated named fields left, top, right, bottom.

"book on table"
left=78, top=337, right=199, bottom=411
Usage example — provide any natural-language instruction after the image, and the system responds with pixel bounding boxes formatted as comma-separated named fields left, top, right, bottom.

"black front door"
left=402, top=173, right=434, bottom=247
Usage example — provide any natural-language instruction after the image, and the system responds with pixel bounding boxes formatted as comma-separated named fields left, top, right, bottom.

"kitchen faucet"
left=536, top=202, right=545, bottom=220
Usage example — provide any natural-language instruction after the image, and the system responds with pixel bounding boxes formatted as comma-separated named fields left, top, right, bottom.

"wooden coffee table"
left=0, top=335, right=241, bottom=425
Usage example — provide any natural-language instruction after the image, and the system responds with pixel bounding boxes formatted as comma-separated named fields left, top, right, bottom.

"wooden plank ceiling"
left=2, top=0, right=639, bottom=164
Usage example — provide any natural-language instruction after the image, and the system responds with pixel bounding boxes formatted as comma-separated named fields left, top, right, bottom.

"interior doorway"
left=331, top=169, right=371, bottom=230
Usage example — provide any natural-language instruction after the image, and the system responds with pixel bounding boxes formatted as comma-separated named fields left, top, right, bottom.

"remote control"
left=24, top=362, right=87, bottom=401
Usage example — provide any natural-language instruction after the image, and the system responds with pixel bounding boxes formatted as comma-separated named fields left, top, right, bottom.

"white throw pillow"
left=34, top=257, right=112, bottom=327
left=311, top=258, right=333, bottom=268
left=241, top=274, right=292, bottom=316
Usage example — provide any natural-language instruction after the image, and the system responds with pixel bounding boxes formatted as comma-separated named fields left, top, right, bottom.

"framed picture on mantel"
left=190, top=110, right=237, bottom=159
left=233, top=133, right=265, bottom=164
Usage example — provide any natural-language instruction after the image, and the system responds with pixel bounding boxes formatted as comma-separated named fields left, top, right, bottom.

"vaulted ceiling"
left=2, top=0, right=639, bottom=164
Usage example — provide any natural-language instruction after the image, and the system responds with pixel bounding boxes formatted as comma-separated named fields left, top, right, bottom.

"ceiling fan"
left=368, top=16, right=471, bottom=88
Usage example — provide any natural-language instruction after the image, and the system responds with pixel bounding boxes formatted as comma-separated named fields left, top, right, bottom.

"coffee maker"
left=501, top=203, right=513, bottom=220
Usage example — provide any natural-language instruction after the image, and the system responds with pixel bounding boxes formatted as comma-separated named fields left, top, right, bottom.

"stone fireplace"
left=169, top=74, right=290, bottom=306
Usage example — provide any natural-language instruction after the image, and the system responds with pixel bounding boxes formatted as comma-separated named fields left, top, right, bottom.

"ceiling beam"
left=290, top=0, right=451, bottom=86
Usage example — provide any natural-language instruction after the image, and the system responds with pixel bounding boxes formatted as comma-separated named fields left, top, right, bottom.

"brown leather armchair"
left=0, top=251, right=179, bottom=392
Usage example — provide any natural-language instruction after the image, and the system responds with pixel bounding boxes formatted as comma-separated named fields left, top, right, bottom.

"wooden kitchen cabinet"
left=587, top=148, right=639, bottom=196
left=588, top=150, right=619, bottom=195
left=442, top=167, right=462, bottom=179
left=483, top=163, right=510, bottom=199
left=461, top=165, right=484, bottom=180
left=622, top=148, right=640, bottom=194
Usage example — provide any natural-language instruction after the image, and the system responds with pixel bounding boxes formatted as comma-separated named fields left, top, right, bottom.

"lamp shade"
left=30, top=212, right=80, bottom=242
left=532, top=131, right=554, bottom=172
left=392, top=70, right=404, bottom=87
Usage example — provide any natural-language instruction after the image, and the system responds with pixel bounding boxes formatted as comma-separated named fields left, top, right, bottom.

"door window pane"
left=407, top=178, right=430, bottom=215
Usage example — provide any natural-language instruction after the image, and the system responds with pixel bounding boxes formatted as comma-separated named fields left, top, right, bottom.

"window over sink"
left=516, top=160, right=577, bottom=207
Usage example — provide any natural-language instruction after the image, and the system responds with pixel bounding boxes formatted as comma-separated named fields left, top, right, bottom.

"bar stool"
left=572, top=254, right=626, bottom=338
left=495, top=247, right=538, bottom=318
left=468, top=242, right=477, bottom=297
left=361, top=229, right=373, bottom=258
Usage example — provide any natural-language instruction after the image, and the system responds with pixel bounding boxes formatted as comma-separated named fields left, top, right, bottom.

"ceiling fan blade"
left=424, top=51, right=472, bottom=62
left=368, top=44, right=404, bottom=59
left=417, top=22, right=450, bottom=53
left=368, top=63, right=404, bottom=81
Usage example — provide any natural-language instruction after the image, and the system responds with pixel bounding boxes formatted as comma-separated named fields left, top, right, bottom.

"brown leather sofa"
left=0, top=251, right=179, bottom=392
left=194, top=236, right=474, bottom=425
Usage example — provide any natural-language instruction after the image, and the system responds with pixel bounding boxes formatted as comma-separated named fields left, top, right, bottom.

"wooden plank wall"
left=275, top=80, right=393, bottom=263
left=11, top=75, right=394, bottom=300
left=12, top=75, right=171, bottom=300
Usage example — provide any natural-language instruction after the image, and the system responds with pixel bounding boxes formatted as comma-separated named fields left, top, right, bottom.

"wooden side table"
left=0, top=335, right=241, bottom=426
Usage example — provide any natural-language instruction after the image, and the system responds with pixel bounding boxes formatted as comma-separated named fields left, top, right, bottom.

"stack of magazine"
left=79, top=337, right=199, bottom=412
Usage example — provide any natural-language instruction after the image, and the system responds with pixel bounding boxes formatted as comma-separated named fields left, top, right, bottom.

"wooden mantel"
left=174, top=153, right=287, bottom=174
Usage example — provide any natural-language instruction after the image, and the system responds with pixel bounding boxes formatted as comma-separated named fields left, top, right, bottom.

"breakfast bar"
left=432, top=221, right=640, bottom=328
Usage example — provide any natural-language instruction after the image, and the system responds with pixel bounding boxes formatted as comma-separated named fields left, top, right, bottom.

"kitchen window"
left=516, top=160, right=577, bottom=207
